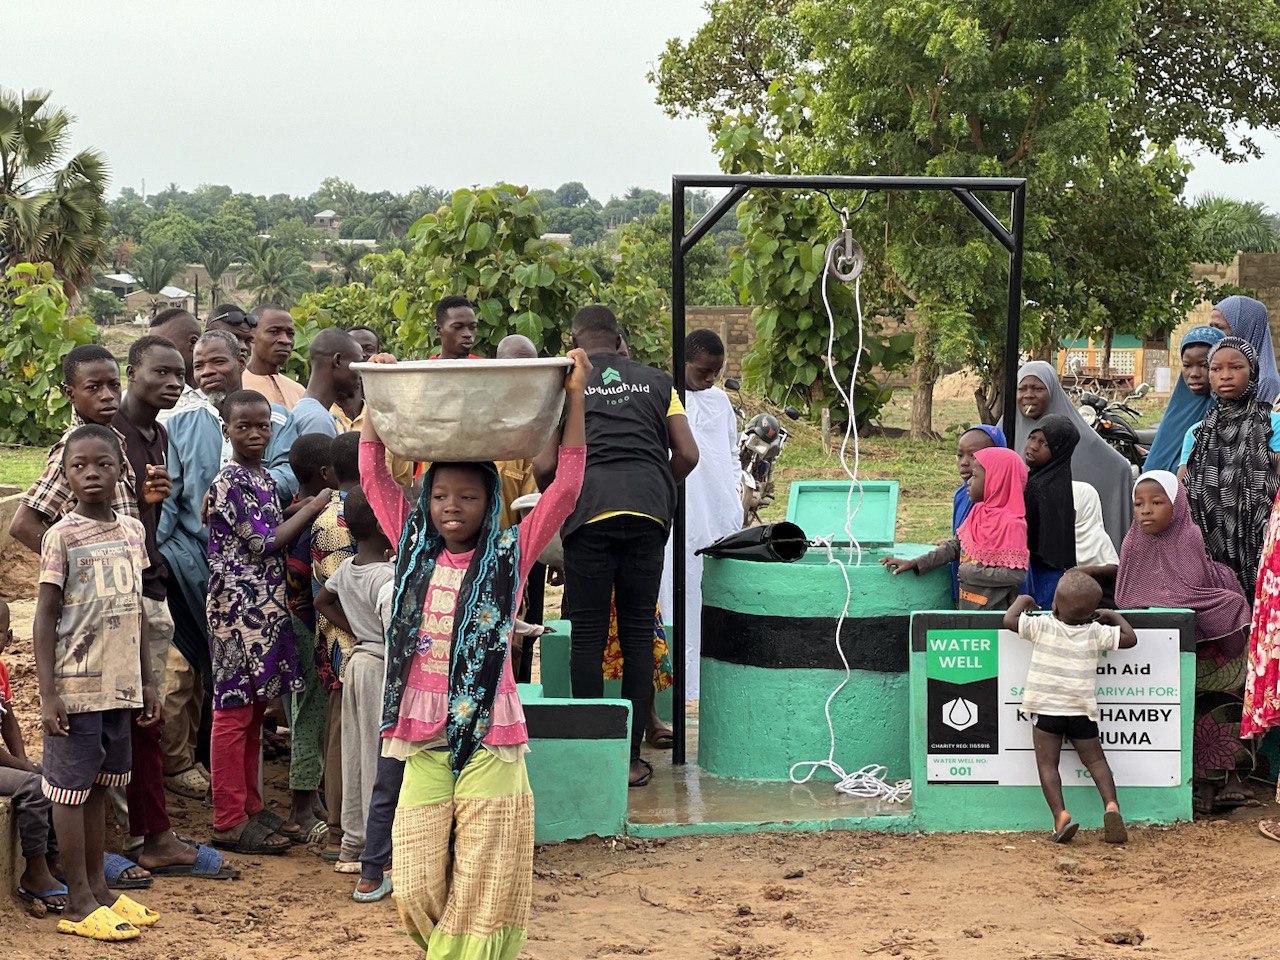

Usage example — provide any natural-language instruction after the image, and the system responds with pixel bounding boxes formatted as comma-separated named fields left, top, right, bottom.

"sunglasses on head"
left=214, top=309, right=258, bottom=329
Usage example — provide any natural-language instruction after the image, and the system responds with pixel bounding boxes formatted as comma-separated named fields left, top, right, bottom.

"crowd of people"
left=0, top=295, right=745, bottom=957
left=885, top=294, right=1280, bottom=844
left=12, top=287, right=1280, bottom=947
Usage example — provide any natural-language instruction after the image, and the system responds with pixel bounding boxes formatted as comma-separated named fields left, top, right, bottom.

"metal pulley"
left=826, top=209, right=864, bottom=282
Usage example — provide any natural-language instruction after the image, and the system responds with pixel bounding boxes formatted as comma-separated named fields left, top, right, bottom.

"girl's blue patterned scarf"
left=381, top=461, right=519, bottom=774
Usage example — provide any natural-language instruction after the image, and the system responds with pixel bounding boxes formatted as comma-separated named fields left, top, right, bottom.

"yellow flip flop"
left=111, top=893, right=160, bottom=927
left=56, top=905, right=140, bottom=941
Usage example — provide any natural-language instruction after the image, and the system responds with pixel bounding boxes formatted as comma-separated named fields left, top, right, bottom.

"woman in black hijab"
left=1022, top=414, right=1079, bottom=607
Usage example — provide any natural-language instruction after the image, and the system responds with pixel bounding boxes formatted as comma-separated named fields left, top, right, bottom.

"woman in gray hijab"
left=998, top=360, right=1134, bottom=549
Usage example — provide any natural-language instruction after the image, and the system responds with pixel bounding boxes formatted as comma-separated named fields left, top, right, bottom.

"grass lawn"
left=0, top=446, right=48, bottom=489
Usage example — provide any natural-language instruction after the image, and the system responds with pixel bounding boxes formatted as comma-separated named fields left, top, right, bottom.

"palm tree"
left=130, top=241, right=185, bottom=316
left=1192, top=194, right=1280, bottom=256
left=238, top=238, right=313, bottom=306
left=0, top=87, right=110, bottom=291
left=369, top=197, right=414, bottom=240
left=327, top=242, right=369, bottom=283
left=200, top=241, right=236, bottom=306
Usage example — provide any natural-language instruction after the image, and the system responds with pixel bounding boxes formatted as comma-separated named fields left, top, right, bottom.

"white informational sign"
left=925, top=626, right=1182, bottom=787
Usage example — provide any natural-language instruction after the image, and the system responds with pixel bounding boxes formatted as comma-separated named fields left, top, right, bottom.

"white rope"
left=786, top=222, right=910, bottom=806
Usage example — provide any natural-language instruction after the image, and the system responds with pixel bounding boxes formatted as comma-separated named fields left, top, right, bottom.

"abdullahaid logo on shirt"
left=587, top=366, right=651, bottom=404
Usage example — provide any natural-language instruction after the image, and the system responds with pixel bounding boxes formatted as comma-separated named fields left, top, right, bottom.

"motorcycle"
left=1075, top=383, right=1156, bottom=476
left=723, top=378, right=803, bottom=526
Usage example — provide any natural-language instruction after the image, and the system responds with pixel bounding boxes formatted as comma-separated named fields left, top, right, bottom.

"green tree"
left=295, top=184, right=599, bottom=357
left=656, top=1, right=1263, bottom=431
left=83, top=287, right=124, bottom=324
left=368, top=196, right=414, bottom=239
left=1192, top=194, right=1280, bottom=256
left=0, top=261, right=97, bottom=444
left=130, top=241, right=186, bottom=315
left=239, top=238, right=314, bottom=306
left=140, top=211, right=201, bottom=261
left=325, top=242, right=371, bottom=283
left=266, top=217, right=326, bottom=257
left=554, top=181, right=594, bottom=209
left=0, top=87, right=110, bottom=291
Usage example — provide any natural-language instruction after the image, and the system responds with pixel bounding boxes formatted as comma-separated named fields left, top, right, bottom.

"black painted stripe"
left=702, top=606, right=909, bottom=672
left=908, top=610, right=1196, bottom=653
left=524, top=702, right=630, bottom=740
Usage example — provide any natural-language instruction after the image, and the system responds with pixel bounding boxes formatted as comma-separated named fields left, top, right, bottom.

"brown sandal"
left=1258, top=819, right=1280, bottom=842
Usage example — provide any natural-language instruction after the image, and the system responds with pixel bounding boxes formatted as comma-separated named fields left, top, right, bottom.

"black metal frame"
left=669, top=173, right=1027, bottom=765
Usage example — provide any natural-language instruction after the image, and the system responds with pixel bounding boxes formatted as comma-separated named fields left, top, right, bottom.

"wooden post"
left=821, top=407, right=832, bottom=453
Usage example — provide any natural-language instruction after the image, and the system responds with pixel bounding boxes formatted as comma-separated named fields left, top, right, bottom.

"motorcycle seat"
left=1133, top=427, right=1159, bottom=445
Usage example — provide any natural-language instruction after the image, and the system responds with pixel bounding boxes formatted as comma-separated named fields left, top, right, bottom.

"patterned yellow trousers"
left=392, top=747, right=533, bottom=958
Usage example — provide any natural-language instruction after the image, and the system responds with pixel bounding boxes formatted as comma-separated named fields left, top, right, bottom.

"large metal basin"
left=354, top=358, right=571, bottom=462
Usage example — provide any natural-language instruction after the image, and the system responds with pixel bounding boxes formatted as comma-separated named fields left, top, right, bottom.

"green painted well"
left=699, top=659, right=911, bottom=780
left=519, top=689, right=632, bottom=843
left=697, top=544, right=950, bottom=781
left=537, top=620, right=673, bottom=723
left=701, top=543, right=947, bottom=618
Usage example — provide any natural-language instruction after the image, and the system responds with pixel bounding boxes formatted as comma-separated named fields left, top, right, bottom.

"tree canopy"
left=653, top=0, right=1280, bottom=425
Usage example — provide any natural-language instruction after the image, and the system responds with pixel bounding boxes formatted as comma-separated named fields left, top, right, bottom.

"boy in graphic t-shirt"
left=35, top=424, right=159, bottom=941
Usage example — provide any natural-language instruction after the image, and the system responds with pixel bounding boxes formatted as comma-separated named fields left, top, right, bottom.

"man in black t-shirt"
left=536, top=305, right=699, bottom=787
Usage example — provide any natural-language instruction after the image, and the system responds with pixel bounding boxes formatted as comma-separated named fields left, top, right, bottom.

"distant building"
left=541, top=232, right=573, bottom=248
left=314, top=209, right=342, bottom=237
left=96, top=272, right=193, bottom=318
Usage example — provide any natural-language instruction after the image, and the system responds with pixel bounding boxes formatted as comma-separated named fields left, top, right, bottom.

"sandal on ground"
left=645, top=726, right=675, bottom=750
left=111, top=894, right=159, bottom=927
left=1051, top=819, right=1079, bottom=843
left=146, top=841, right=241, bottom=879
left=18, top=882, right=67, bottom=913
left=212, top=818, right=291, bottom=856
left=1259, top=819, right=1280, bottom=842
left=56, top=906, right=139, bottom=941
left=280, top=818, right=328, bottom=845
left=629, top=758, right=654, bottom=788
left=334, top=859, right=362, bottom=874
left=319, top=847, right=344, bottom=862
left=250, top=808, right=288, bottom=833
left=104, top=853, right=153, bottom=889
left=354, top=875, right=394, bottom=903
left=164, top=766, right=209, bottom=800
left=1103, top=809, right=1128, bottom=844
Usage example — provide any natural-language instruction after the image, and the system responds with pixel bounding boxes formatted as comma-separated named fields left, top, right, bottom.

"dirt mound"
left=0, top=542, right=39, bottom=601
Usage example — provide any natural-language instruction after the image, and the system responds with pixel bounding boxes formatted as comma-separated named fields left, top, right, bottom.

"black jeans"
left=564, top=515, right=667, bottom=762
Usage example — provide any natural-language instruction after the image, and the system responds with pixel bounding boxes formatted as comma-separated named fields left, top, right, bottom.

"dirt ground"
left=4, top=559, right=1280, bottom=959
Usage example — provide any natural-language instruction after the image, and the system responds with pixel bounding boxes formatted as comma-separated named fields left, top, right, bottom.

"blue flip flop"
left=353, top=875, right=393, bottom=903
left=1051, top=819, right=1079, bottom=843
left=148, top=841, right=241, bottom=879
left=19, top=882, right=68, bottom=913
left=104, top=853, right=153, bottom=889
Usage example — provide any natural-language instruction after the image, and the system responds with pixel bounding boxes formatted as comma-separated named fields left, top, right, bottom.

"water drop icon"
left=942, top=697, right=979, bottom=731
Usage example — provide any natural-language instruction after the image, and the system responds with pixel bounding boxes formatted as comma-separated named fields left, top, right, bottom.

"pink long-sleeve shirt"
left=360, top=440, right=584, bottom=759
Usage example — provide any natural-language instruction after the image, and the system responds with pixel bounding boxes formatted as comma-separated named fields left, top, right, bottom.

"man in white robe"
left=659, top=330, right=743, bottom=701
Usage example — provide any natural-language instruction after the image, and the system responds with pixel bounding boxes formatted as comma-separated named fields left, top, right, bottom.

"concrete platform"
left=626, top=720, right=911, bottom=838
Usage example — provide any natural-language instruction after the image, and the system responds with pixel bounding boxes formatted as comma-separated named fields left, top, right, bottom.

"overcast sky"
left=9, top=1, right=1279, bottom=209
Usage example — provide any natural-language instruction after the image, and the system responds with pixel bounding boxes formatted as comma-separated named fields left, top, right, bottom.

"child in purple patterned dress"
left=205, top=390, right=332, bottom=855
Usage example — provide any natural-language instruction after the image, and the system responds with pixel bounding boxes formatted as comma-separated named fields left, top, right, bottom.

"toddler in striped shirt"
left=1003, top=571, right=1136, bottom=846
